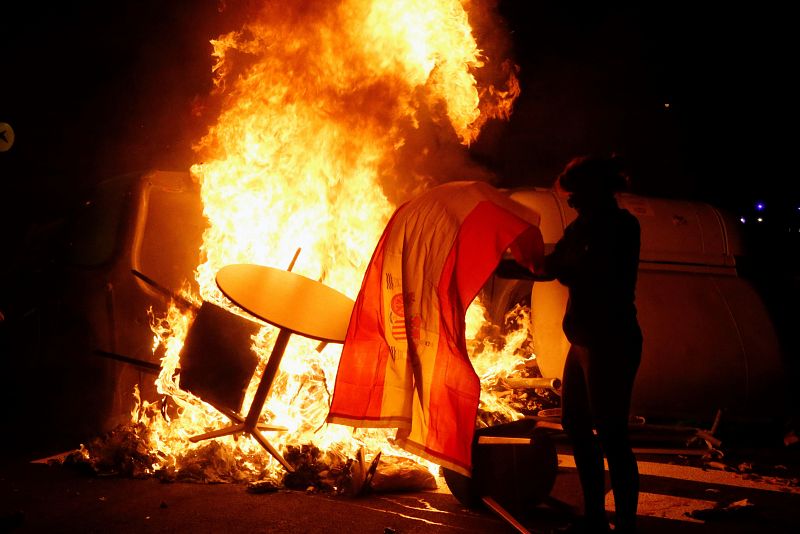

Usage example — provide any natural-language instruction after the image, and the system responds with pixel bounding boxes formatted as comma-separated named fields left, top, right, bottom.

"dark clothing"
left=544, top=200, right=642, bottom=532
left=562, top=344, right=640, bottom=532
left=545, top=203, right=642, bottom=349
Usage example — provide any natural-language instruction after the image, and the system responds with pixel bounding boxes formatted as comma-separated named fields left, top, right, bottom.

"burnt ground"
left=2, top=437, right=799, bottom=534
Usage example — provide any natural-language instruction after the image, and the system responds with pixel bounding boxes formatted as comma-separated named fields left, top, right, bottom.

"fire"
left=135, top=0, right=531, bottom=481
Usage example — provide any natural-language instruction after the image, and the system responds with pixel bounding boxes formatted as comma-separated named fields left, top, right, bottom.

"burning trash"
left=61, top=422, right=157, bottom=479
left=326, top=181, right=544, bottom=475
left=66, top=0, right=561, bottom=492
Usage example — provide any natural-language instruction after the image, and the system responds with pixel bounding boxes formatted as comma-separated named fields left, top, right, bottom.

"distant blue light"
left=755, top=202, right=765, bottom=211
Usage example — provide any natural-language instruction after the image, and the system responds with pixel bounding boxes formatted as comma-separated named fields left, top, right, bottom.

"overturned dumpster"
left=486, top=188, right=787, bottom=423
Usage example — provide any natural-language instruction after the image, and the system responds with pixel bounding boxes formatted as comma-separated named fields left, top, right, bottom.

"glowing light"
left=755, top=202, right=765, bottom=211
left=135, top=0, right=528, bottom=481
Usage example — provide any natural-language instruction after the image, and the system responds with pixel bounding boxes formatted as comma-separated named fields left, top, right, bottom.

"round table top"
left=216, top=264, right=354, bottom=343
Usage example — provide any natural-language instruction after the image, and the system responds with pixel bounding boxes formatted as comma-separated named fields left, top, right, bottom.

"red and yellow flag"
left=327, top=181, right=543, bottom=475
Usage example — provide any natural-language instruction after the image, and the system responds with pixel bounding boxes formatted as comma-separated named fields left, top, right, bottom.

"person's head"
left=556, top=155, right=628, bottom=212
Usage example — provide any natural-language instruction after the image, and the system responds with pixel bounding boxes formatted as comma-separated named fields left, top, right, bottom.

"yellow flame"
left=138, top=0, right=528, bottom=479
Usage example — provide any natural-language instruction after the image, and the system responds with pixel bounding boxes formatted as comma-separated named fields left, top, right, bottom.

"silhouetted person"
left=547, top=156, right=641, bottom=533
left=500, top=155, right=642, bottom=532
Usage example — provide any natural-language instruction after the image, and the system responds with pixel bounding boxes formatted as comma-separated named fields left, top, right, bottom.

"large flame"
left=137, top=0, right=529, bottom=481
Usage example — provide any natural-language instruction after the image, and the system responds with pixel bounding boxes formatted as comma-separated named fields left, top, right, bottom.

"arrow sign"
left=0, top=122, right=14, bottom=152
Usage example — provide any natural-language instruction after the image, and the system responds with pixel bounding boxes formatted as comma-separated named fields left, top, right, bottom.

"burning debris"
left=280, top=444, right=434, bottom=496
left=59, top=421, right=252, bottom=484
left=67, top=321, right=559, bottom=488
left=61, top=423, right=157, bottom=479
left=62, top=429, right=443, bottom=496
left=161, top=441, right=250, bottom=484
left=282, top=444, right=352, bottom=493
left=477, top=378, right=560, bottom=429
left=471, top=303, right=562, bottom=428
left=64, top=298, right=559, bottom=490
left=64, top=0, right=559, bottom=488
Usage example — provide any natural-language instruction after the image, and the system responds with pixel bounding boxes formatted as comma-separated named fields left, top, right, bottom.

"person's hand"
left=495, top=259, right=554, bottom=281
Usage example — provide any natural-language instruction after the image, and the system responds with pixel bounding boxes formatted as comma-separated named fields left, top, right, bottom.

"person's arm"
left=496, top=243, right=558, bottom=281
left=495, top=257, right=555, bottom=280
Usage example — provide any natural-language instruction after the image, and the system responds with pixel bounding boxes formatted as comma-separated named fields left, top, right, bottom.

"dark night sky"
left=0, top=1, right=796, bottom=249
left=488, top=2, right=794, bottom=202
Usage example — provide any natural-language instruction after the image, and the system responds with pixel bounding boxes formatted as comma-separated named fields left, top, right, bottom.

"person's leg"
left=589, top=346, right=640, bottom=533
left=561, top=345, right=608, bottom=530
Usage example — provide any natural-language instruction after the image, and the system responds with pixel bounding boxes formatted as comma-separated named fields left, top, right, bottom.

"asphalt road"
left=2, top=445, right=799, bottom=534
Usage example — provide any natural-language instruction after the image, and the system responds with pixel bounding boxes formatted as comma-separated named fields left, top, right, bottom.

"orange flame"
left=138, top=0, right=529, bottom=480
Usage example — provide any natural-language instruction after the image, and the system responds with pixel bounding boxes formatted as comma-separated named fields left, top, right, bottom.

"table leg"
left=188, top=327, right=296, bottom=472
left=189, top=424, right=245, bottom=443
left=250, top=428, right=295, bottom=472
left=244, top=328, right=292, bottom=429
